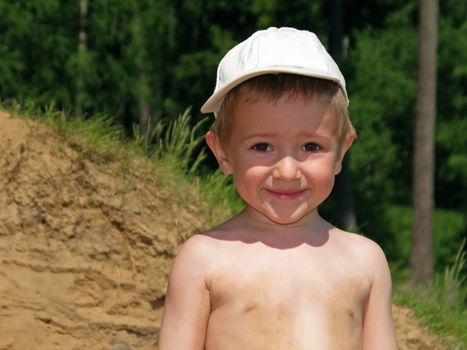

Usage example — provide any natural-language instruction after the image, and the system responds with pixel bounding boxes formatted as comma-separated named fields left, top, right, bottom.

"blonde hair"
left=211, top=74, right=356, bottom=149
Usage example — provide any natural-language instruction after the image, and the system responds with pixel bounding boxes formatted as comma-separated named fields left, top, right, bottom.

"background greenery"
left=1, top=0, right=465, bottom=280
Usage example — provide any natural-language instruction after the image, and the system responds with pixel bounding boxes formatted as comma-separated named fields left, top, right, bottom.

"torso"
left=202, top=227, right=372, bottom=350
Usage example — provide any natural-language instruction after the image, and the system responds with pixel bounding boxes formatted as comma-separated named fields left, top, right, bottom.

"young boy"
left=159, top=27, right=398, bottom=350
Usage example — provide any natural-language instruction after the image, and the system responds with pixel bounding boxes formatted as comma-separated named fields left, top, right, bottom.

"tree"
left=410, top=0, right=439, bottom=285
left=346, top=3, right=418, bottom=257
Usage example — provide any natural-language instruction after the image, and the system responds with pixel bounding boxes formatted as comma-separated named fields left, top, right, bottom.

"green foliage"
left=0, top=1, right=77, bottom=106
left=348, top=2, right=417, bottom=202
left=435, top=1, right=467, bottom=210
left=383, top=205, right=466, bottom=269
left=346, top=2, right=418, bottom=248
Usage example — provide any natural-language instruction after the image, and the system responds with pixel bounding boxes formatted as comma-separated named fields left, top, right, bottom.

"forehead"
left=230, top=93, right=338, bottom=137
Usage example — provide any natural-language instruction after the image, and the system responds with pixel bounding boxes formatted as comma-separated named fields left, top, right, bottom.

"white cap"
left=201, top=27, right=348, bottom=115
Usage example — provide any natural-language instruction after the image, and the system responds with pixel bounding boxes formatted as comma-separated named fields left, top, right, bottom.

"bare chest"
left=205, top=246, right=371, bottom=349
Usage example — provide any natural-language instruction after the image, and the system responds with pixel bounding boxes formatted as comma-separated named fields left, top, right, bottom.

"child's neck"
left=228, top=207, right=331, bottom=249
left=243, top=205, right=326, bottom=229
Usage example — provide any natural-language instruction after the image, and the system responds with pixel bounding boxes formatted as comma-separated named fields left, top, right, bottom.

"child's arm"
left=159, top=235, right=211, bottom=350
left=362, top=242, right=398, bottom=350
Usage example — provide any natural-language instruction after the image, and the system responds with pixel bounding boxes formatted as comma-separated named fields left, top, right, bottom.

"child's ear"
left=205, top=131, right=233, bottom=175
left=334, top=134, right=355, bottom=175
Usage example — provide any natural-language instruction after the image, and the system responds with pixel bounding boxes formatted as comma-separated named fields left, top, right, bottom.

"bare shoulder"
left=173, top=227, right=234, bottom=270
left=178, top=232, right=216, bottom=253
left=335, top=229, right=387, bottom=256
left=173, top=232, right=222, bottom=268
left=332, top=229, right=391, bottom=277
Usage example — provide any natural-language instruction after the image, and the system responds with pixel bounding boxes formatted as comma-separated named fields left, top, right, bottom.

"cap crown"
left=201, top=27, right=347, bottom=114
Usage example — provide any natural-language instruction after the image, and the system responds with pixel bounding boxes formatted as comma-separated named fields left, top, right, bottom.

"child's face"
left=207, top=94, right=353, bottom=225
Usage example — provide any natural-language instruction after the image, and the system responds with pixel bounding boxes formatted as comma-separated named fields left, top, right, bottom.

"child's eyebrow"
left=241, top=133, right=277, bottom=141
left=241, top=131, right=329, bottom=142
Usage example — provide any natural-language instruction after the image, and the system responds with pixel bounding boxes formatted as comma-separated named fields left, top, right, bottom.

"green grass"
left=8, top=101, right=125, bottom=156
left=198, top=170, right=244, bottom=226
left=394, top=239, right=467, bottom=349
left=132, top=107, right=209, bottom=174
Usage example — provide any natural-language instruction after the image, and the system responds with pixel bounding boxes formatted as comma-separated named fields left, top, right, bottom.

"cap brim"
left=200, top=66, right=346, bottom=114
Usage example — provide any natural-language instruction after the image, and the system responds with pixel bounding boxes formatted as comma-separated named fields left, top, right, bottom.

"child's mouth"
left=265, top=188, right=307, bottom=200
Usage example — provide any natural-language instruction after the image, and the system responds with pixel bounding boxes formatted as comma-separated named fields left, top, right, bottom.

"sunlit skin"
left=216, top=94, right=345, bottom=227
left=159, top=94, right=398, bottom=350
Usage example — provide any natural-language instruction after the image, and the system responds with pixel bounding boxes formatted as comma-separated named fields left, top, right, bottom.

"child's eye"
left=251, top=143, right=271, bottom=152
left=303, top=143, right=321, bottom=152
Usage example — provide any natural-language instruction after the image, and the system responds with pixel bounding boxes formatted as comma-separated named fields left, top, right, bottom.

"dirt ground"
left=0, top=110, right=450, bottom=349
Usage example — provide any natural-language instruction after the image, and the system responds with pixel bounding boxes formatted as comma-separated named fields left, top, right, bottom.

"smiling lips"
left=265, top=188, right=308, bottom=200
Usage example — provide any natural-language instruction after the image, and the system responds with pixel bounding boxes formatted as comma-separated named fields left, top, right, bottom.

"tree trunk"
left=76, top=0, right=88, bottom=116
left=410, top=0, right=438, bottom=286
left=139, top=99, right=151, bottom=135
left=130, top=12, right=153, bottom=136
left=328, top=0, right=357, bottom=231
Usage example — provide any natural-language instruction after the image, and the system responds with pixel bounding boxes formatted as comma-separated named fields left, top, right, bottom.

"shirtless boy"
left=159, top=27, right=398, bottom=350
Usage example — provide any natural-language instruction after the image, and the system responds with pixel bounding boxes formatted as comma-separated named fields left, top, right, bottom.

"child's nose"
left=272, top=156, right=301, bottom=181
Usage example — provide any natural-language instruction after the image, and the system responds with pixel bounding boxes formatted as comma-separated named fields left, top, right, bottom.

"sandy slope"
left=0, top=110, right=448, bottom=349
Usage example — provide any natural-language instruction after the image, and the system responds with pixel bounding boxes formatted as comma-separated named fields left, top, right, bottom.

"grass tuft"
left=133, top=108, right=208, bottom=174
left=394, top=238, right=467, bottom=349
left=198, top=170, right=244, bottom=226
left=434, top=238, right=466, bottom=311
left=7, top=100, right=124, bottom=157
left=130, top=107, right=244, bottom=225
